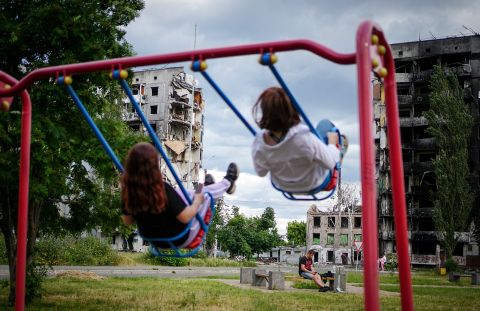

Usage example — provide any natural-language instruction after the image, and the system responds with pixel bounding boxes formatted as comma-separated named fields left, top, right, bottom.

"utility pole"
left=186, top=24, right=197, bottom=189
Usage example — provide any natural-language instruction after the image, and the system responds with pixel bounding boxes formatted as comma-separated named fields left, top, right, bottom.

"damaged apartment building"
left=122, top=67, right=205, bottom=188
left=375, top=35, right=480, bottom=266
left=306, top=205, right=362, bottom=265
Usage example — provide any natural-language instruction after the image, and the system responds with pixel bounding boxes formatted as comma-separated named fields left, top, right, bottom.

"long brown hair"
left=121, top=142, right=168, bottom=215
left=252, top=87, right=300, bottom=135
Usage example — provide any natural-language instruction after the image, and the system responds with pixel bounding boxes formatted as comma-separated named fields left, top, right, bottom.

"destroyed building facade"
left=375, top=35, right=480, bottom=266
left=306, top=205, right=363, bottom=265
left=123, top=67, right=204, bottom=187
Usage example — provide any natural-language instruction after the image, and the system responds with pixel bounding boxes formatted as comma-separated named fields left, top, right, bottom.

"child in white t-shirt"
left=251, top=87, right=347, bottom=193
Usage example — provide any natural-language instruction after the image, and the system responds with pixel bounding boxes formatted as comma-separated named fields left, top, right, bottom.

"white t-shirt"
left=251, top=124, right=340, bottom=192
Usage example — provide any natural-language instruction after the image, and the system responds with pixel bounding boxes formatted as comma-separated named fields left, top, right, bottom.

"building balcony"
left=398, top=95, right=414, bottom=106
left=123, top=94, right=145, bottom=104
left=413, top=69, right=434, bottom=83
left=412, top=138, right=435, bottom=150
left=379, top=230, right=395, bottom=240
left=400, top=116, right=428, bottom=127
left=415, top=94, right=429, bottom=105
left=408, top=208, right=434, bottom=218
left=378, top=207, right=393, bottom=217
left=169, top=117, right=191, bottom=127
left=449, top=64, right=472, bottom=77
left=411, top=231, right=438, bottom=242
left=122, top=112, right=139, bottom=122
left=396, top=73, right=413, bottom=83
left=169, top=98, right=192, bottom=109
left=404, top=161, right=434, bottom=174
left=411, top=185, right=432, bottom=196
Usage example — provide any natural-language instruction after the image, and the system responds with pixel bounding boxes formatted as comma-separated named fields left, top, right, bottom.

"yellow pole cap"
left=371, top=34, right=379, bottom=45
left=64, top=76, right=73, bottom=85
left=1, top=100, right=11, bottom=111
left=379, top=67, right=388, bottom=78
left=378, top=45, right=386, bottom=55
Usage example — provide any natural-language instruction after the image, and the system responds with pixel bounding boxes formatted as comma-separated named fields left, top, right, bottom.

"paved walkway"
left=190, top=278, right=399, bottom=296
left=0, top=264, right=293, bottom=279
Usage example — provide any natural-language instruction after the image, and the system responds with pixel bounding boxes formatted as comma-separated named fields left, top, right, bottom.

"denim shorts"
left=301, top=272, right=314, bottom=280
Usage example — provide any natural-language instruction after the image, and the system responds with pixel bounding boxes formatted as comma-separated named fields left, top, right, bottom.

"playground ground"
left=1, top=266, right=479, bottom=310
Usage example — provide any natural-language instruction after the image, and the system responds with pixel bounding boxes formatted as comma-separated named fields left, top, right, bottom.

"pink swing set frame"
left=0, top=20, right=413, bottom=311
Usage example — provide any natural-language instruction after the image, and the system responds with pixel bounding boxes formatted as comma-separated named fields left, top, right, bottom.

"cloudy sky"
left=124, top=0, right=479, bottom=235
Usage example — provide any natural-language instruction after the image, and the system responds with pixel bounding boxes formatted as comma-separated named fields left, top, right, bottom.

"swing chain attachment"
left=110, top=69, right=129, bottom=80
left=190, top=60, right=208, bottom=72
left=370, top=34, right=388, bottom=78
left=259, top=52, right=278, bottom=66
left=56, top=75, right=73, bottom=86
left=0, top=83, right=12, bottom=112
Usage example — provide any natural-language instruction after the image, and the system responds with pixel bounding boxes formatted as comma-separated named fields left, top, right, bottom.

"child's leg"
left=316, top=119, right=348, bottom=161
left=174, top=179, right=231, bottom=248
left=203, top=179, right=231, bottom=200
left=177, top=193, right=212, bottom=248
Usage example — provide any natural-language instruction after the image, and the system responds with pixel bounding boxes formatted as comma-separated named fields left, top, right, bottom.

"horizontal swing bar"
left=0, top=39, right=356, bottom=98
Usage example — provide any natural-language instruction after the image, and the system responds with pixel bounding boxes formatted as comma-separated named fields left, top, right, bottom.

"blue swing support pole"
left=116, top=72, right=192, bottom=205
left=192, top=57, right=341, bottom=201
left=57, top=76, right=124, bottom=173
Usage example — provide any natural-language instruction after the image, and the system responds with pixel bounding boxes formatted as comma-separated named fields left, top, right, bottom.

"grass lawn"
left=1, top=274, right=479, bottom=310
left=117, top=252, right=256, bottom=267
left=347, top=270, right=474, bottom=286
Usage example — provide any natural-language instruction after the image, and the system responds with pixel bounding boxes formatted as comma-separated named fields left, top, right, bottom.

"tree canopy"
left=424, top=65, right=473, bottom=260
left=0, top=0, right=145, bottom=303
left=286, top=220, right=306, bottom=246
left=217, top=207, right=281, bottom=259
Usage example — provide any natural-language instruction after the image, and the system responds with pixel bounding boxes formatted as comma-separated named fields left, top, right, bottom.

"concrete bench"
left=449, top=271, right=479, bottom=285
left=239, top=267, right=285, bottom=290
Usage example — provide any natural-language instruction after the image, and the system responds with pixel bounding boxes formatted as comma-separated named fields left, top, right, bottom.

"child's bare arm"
left=327, top=132, right=339, bottom=145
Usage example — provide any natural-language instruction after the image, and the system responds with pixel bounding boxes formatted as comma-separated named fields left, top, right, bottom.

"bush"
left=192, top=250, right=207, bottom=259
left=444, top=258, right=459, bottom=272
left=142, top=250, right=188, bottom=266
left=384, top=253, right=398, bottom=272
left=25, top=263, right=49, bottom=304
left=0, top=234, right=7, bottom=264
left=36, top=234, right=120, bottom=266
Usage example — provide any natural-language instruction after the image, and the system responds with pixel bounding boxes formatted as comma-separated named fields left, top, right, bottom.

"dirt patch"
left=55, top=270, right=105, bottom=280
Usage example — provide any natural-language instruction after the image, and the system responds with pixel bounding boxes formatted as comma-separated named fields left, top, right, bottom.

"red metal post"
left=15, top=90, right=32, bottom=311
left=356, top=21, right=380, bottom=311
left=0, top=71, right=31, bottom=311
left=383, top=40, right=414, bottom=311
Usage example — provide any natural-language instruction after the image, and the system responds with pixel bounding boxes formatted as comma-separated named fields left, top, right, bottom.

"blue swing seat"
left=271, top=120, right=344, bottom=201
left=139, top=192, right=215, bottom=258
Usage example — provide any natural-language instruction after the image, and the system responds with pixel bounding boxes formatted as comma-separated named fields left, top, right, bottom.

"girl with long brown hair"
left=251, top=87, right=347, bottom=193
left=121, top=142, right=239, bottom=248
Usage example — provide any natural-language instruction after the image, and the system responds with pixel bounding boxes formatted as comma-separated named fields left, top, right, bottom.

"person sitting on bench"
left=299, top=249, right=330, bottom=292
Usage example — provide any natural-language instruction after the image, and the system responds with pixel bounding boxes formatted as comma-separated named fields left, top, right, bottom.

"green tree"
left=248, top=207, right=281, bottom=256
left=286, top=220, right=306, bottom=246
left=217, top=213, right=252, bottom=258
left=0, top=0, right=144, bottom=303
left=204, top=198, right=226, bottom=257
left=217, top=207, right=281, bottom=259
left=423, top=65, right=473, bottom=261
